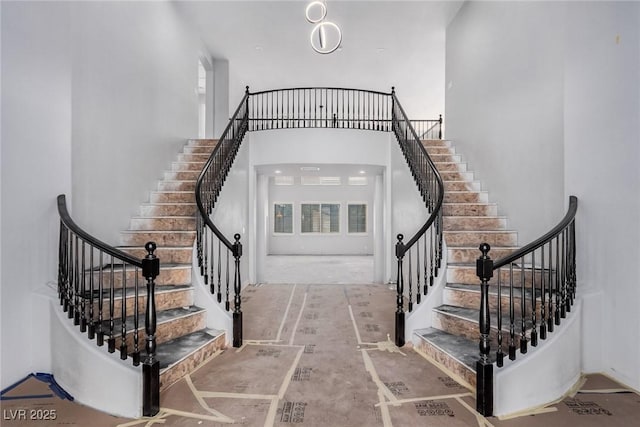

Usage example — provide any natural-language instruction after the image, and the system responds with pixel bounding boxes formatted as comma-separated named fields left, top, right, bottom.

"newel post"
left=395, top=234, right=405, bottom=347
left=232, top=234, right=243, bottom=348
left=142, top=242, right=160, bottom=417
left=438, top=114, right=443, bottom=140
left=476, top=243, right=494, bottom=416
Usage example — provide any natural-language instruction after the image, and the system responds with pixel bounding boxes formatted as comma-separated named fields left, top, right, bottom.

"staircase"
left=116, top=138, right=225, bottom=390
left=414, top=139, right=520, bottom=387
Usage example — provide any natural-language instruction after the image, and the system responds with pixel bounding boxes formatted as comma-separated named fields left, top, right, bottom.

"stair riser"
left=86, top=289, right=193, bottom=319
left=444, top=231, right=517, bottom=247
left=444, top=192, right=488, bottom=203
left=443, top=217, right=506, bottom=231
left=425, top=146, right=453, bottom=155
left=443, top=288, right=543, bottom=318
left=120, top=247, right=193, bottom=264
left=188, top=139, right=218, bottom=147
left=439, top=171, right=474, bottom=181
left=160, top=333, right=226, bottom=391
left=432, top=311, right=525, bottom=350
left=447, top=247, right=516, bottom=263
left=172, top=162, right=205, bottom=171
left=421, top=139, right=450, bottom=147
left=413, top=338, right=476, bottom=387
left=183, top=146, right=216, bottom=154
left=447, top=266, right=545, bottom=286
left=150, top=192, right=195, bottom=203
left=178, top=153, right=210, bottom=163
left=130, top=217, right=196, bottom=231
left=139, top=204, right=196, bottom=217
left=443, top=182, right=481, bottom=192
left=443, top=204, right=497, bottom=217
left=164, top=171, right=200, bottom=181
left=110, top=311, right=207, bottom=353
left=158, top=181, right=196, bottom=192
left=85, top=267, right=191, bottom=287
left=434, top=162, right=467, bottom=172
left=430, top=154, right=462, bottom=163
left=121, top=231, right=196, bottom=246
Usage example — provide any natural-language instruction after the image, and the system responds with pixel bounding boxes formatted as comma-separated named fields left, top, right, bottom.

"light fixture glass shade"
left=310, top=21, right=342, bottom=54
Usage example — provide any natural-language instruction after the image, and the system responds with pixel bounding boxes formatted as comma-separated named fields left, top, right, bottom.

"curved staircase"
left=414, top=139, right=520, bottom=387
left=117, top=139, right=225, bottom=390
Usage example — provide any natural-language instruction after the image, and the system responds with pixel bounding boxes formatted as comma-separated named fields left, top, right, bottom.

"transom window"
left=301, top=203, right=340, bottom=233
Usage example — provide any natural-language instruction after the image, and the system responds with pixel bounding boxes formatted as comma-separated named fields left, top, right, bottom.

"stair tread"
left=446, top=283, right=543, bottom=298
left=101, top=305, right=205, bottom=337
left=81, top=284, right=191, bottom=300
left=434, top=304, right=531, bottom=330
left=415, top=327, right=493, bottom=370
left=157, top=328, right=224, bottom=371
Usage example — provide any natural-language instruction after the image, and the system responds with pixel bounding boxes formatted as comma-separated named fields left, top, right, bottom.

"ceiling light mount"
left=305, top=1, right=342, bottom=54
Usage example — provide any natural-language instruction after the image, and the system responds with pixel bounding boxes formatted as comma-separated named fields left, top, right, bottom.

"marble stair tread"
left=157, top=328, right=223, bottom=370
left=80, top=284, right=191, bottom=300
left=434, top=304, right=532, bottom=332
left=445, top=283, right=542, bottom=299
left=100, top=305, right=205, bottom=337
left=415, top=327, right=495, bottom=370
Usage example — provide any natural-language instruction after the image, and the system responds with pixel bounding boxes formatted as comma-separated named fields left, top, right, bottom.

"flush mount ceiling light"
left=305, top=1, right=342, bottom=54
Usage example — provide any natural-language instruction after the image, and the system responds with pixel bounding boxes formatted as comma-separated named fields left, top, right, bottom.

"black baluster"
left=540, top=243, right=547, bottom=340
left=438, top=114, right=443, bottom=140
left=547, top=240, right=554, bottom=333
left=476, top=243, right=493, bottom=416
left=225, top=247, right=230, bottom=311
left=496, top=271, right=504, bottom=367
left=233, top=234, right=243, bottom=348
left=132, top=272, right=140, bottom=366
left=120, top=264, right=128, bottom=360
left=209, top=232, right=215, bottom=294
left=88, top=245, right=95, bottom=339
left=561, top=229, right=568, bottom=317
left=407, top=249, right=413, bottom=312
left=73, top=235, right=79, bottom=323
left=395, top=234, right=405, bottom=347
left=424, top=231, right=429, bottom=295
left=108, top=255, right=116, bottom=353
left=217, top=239, right=222, bottom=303
left=142, top=241, right=160, bottom=417
left=508, top=263, right=516, bottom=360
left=416, top=238, right=421, bottom=304
left=530, top=251, right=538, bottom=347
left=97, top=251, right=105, bottom=346
left=554, top=236, right=561, bottom=326
left=520, top=257, right=528, bottom=354
left=80, top=241, right=87, bottom=332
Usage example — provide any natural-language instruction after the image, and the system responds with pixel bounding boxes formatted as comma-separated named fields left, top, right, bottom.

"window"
left=301, top=176, right=341, bottom=185
left=348, top=204, right=367, bottom=233
left=274, top=203, right=293, bottom=234
left=274, top=176, right=294, bottom=185
left=348, top=176, right=368, bottom=186
left=301, top=203, right=340, bottom=233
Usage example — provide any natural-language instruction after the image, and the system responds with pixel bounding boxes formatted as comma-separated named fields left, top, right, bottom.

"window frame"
left=272, top=202, right=294, bottom=235
left=300, top=202, right=341, bottom=234
left=347, top=202, right=368, bottom=235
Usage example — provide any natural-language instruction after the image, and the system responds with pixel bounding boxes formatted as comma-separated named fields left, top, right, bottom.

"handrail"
left=493, top=196, right=578, bottom=269
left=195, top=86, right=444, bottom=350
left=475, top=195, right=578, bottom=416
left=195, top=88, right=249, bottom=348
left=56, top=194, right=161, bottom=416
left=390, top=88, right=445, bottom=347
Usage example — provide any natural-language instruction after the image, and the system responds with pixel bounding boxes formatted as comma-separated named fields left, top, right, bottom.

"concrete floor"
left=260, top=255, right=376, bottom=285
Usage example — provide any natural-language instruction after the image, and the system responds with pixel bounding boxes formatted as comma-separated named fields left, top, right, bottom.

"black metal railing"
left=197, top=86, right=443, bottom=350
left=195, top=88, right=249, bottom=348
left=390, top=88, right=445, bottom=346
left=475, top=195, right=578, bottom=416
left=57, top=194, right=160, bottom=416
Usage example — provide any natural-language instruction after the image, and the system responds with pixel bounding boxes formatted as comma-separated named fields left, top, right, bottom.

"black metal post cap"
left=397, top=233, right=404, bottom=241
left=234, top=233, right=241, bottom=242
left=145, top=241, right=157, bottom=256
left=479, top=243, right=491, bottom=256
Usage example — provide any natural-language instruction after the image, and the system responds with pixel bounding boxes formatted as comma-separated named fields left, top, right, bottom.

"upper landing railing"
left=195, top=86, right=444, bottom=348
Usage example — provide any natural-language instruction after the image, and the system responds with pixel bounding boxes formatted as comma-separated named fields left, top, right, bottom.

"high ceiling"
left=174, top=1, right=464, bottom=117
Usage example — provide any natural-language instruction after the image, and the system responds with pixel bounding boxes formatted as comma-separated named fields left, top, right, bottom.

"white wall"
left=70, top=1, right=207, bottom=243
left=1, top=1, right=73, bottom=389
left=563, top=1, right=640, bottom=390
left=446, top=1, right=640, bottom=392
left=445, top=1, right=565, bottom=244
left=0, top=1, right=209, bottom=390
